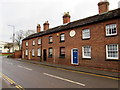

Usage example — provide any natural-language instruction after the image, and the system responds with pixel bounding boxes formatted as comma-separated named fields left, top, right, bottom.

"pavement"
left=17, top=58, right=120, bottom=79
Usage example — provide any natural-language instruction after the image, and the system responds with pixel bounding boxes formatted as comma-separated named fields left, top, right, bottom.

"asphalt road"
left=0, top=56, right=119, bottom=88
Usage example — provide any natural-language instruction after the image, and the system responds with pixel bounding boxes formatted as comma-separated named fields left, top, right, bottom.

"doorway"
left=43, top=49, right=47, bottom=61
left=71, top=48, right=79, bottom=65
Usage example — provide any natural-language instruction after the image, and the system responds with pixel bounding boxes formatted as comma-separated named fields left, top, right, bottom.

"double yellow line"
left=0, top=72, right=24, bottom=90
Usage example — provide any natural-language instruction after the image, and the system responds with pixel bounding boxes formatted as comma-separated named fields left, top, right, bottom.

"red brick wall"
left=22, top=18, right=119, bottom=70
left=14, top=50, right=22, bottom=58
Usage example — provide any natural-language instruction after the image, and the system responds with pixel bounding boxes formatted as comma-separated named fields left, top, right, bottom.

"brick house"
left=22, top=1, right=120, bottom=70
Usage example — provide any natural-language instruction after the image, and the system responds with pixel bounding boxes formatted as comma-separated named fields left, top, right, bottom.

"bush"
left=7, top=54, right=14, bottom=58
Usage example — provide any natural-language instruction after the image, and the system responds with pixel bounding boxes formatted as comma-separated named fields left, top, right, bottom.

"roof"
left=23, top=8, right=120, bottom=41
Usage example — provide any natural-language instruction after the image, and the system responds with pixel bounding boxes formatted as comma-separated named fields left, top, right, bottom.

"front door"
left=43, top=49, right=47, bottom=61
left=71, top=48, right=79, bottom=65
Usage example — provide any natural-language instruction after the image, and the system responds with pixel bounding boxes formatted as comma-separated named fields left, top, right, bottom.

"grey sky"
left=0, top=0, right=119, bottom=42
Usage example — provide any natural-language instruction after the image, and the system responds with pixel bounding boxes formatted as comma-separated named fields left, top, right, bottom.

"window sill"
left=59, top=56, right=65, bottom=59
left=60, top=41, right=65, bottom=43
left=106, top=58, right=119, bottom=61
left=32, top=56, right=35, bottom=57
left=82, top=38, right=90, bottom=40
left=38, top=44, right=41, bottom=45
left=49, top=42, right=53, bottom=44
left=106, top=34, right=117, bottom=37
left=48, top=56, right=53, bottom=58
left=82, top=57, right=91, bottom=60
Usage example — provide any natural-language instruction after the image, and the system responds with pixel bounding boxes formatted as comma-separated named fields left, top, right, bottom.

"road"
left=0, top=56, right=119, bottom=89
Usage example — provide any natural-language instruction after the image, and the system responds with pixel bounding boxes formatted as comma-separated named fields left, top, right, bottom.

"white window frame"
left=60, top=34, right=65, bottom=41
left=106, top=44, right=119, bottom=60
left=82, top=29, right=90, bottom=39
left=32, top=40, right=35, bottom=46
left=26, top=42, right=28, bottom=46
left=49, top=36, right=53, bottom=43
left=82, top=46, right=91, bottom=58
left=106, top=24, right=117, bottom=36
left=49, top=48, right=53, bottom=57
left=25, top=49, right=28, bottom=56
left=38, top=39, right=41, bottom=45
left=37, top=48, right=41, bottom=56
left=32, top=49, right=35, bottom=56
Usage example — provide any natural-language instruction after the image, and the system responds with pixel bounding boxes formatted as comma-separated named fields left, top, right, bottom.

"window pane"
left=49, top=48, right=53, bottom=56
left=60, top=34, right=65, bottom=41
left=106, top=24, right=117, bottom=36
left=38, top=39, right=41, bottom=44
left=107, top=44, right=118, bottom=59
left=82, top=29, right=90, bottom=39
left=83, top=46, right=91, bottom=58
left=60, top=47, right=65, bottom=57
left=49, top=36, right=53, bottom=43
left=32, top=49, right=35, bottom=56
left=38, top=48, right=41, bottom=56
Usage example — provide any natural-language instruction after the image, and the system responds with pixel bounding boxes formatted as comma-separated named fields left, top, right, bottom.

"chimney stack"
left=37, top=24, right=41, bottom=33
left=43, top=21, right=49, bottom=31
left=98, top=0, right=109, bottom=14
left=63, top=12, right=71, bottom=24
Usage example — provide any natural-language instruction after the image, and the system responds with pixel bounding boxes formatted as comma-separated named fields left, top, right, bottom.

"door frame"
left=43, top=49, right=47, bottom=61
left=71, top=48, right=79, bottom=65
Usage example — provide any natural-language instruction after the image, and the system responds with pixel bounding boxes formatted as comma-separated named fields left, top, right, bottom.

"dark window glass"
left=60, top=47, right=65, bottom=57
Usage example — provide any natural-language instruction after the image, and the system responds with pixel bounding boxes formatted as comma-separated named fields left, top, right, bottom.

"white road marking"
left=43, top=73, right=85, bottom=86
left=5, top=61, right=13, bottom=65
left=17, top=65, right=32, bottom=71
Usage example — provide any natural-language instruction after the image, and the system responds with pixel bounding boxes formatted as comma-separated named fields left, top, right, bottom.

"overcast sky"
left=0, top=0, right=119, bottom=42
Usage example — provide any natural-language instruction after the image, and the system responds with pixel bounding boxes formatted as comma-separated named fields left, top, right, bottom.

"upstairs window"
left=38, top=39, right=41, bottom=45
left=106, top=24, right=117, bottom=36
left=32, top=40, right=35, bottom=46
left=37, top=48, right=41, bottom=56
left=60, top=47, right=65, bottom=58
left=26, top=42, right=28, bottom=46
left=49, top=36, right=53, bottom=43
left=82, top=29, right=90, bottom=39
left=32, top=49, right=35, bottom=56
left=48, top=48, right=53, bottom=57
left=82, top=46, right=91, bottom=58
left=106, top=44, right=119, bottom=60
left=60, top=34, right=65, bottom=42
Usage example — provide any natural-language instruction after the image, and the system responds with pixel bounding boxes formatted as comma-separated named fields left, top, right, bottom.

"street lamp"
left=8, top=25, right=15, bottom=53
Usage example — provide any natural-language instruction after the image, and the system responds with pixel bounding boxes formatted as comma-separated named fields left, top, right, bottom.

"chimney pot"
left=37, top=24, right=41, bottom=33
left=98, top=0, right=109, bottom=14
left=43, top=21, right=49, bottom=31
left=63, top=12, right=71, bottom=24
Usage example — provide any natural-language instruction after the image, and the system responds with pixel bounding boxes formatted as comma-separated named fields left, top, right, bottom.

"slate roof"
left=23, top=8, right=120, bottom=41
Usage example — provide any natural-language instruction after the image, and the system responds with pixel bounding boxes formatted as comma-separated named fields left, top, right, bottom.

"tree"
left=15, top=30, right=24, bottom=50
left=15, top=30, right=35, bottom=50
left=24, top=30, right=35, bottom=37
left=4, top=43, right=13, bottom=53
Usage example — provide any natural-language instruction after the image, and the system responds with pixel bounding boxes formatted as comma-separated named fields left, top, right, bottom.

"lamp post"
left=8, top=25, right=15, bottom=53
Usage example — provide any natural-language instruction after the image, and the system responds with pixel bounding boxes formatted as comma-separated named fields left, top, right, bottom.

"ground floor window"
left=82, top=46, right=91, bottom=58
left=37, top=48, right=41, bottom=56
left=48, top=48, right=53, bottom=57
left=32, top=49, right=35, bottom=56
left=25, top=49, right=28, bottom=56
left=60, top=47, right=65, bottom=58
left=106, top=44, right=119, bottom=59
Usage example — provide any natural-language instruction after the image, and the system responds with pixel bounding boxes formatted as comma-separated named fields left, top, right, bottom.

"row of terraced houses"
left=22, top=0, right=120, bottom=71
